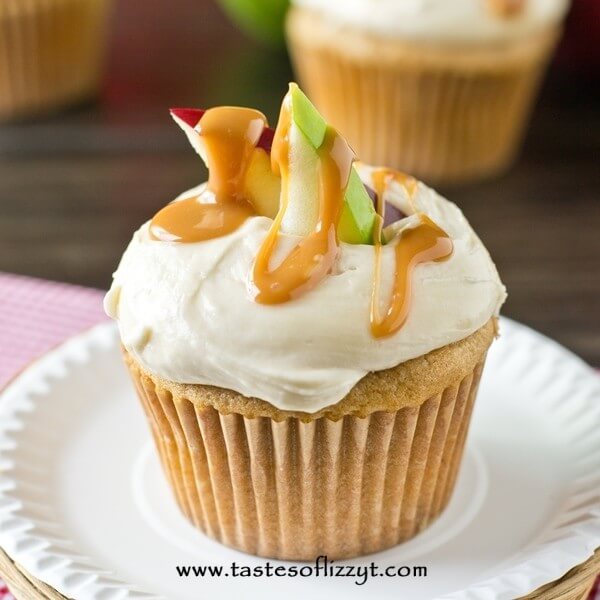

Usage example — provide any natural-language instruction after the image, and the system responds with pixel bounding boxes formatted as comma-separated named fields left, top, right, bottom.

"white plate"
left=0, top=318, right=599, bottom=600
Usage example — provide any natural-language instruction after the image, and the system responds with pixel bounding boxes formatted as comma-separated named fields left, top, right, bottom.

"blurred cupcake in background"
left=0, top=0, right=112, bottom=121
left=286, top=0, right=570, bottom=184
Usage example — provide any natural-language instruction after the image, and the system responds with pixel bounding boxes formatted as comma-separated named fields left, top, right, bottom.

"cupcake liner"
left=127, top=355, right=487, bottom=560
left=0, top=0, right=112, bottom=120
left=287, top=7, right=560, bottom=184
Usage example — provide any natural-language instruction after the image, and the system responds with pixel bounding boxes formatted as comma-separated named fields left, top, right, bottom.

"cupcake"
left=286, top=0, right=569, bottom=184
left=0, top=0, right=112, bottom=121
left=104, top=84, right=506, bottom=559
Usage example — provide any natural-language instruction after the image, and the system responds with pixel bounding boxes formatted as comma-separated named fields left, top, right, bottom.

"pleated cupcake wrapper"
left=288, top=19, right=559, bottom=184
left=128, top=358, right=486, bottom=560
left=0, top=0, right=112, bottom=120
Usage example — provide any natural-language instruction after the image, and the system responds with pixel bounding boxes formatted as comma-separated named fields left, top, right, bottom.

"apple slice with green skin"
left=284, top=84, right=376, bottom=244
left=280, top=122, right=320, bottom=237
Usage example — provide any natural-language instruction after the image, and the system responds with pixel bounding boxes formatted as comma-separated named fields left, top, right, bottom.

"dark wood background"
left=0, top=0, right=598, bottom=363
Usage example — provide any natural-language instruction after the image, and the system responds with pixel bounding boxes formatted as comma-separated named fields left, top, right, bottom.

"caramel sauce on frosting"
left=149, top=107, right=266, bottom=243
left=149, top=198, right=255, bottom=243
left=252, top=97, right=353, bottom=304
left=370, top=169, right=453, bottom=338
left=371, top=214, right=454, bottom=338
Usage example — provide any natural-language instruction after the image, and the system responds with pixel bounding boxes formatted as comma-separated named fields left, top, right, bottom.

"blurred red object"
left=555, top=0, right=600, bottom=76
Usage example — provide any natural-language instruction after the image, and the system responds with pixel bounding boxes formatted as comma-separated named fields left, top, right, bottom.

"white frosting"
left=105, top=166, right=506, bottom=413
left=292, top=0, right=569, bottom=42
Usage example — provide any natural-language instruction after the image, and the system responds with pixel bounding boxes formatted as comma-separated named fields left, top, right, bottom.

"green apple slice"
left=284, top=84, right=376, bottom=244
left=290, top=83, right=327, bottom=149
left=338, top=169, right=377, bottom=244
left=281, top=124, right=320, bottom=237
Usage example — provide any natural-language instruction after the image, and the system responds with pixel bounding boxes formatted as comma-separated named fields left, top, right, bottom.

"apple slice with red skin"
left=170, top=107, right=280, bottom=218
left=359, top=184, right=407, bottom=227
left=170, top=108, right=275, bottom=153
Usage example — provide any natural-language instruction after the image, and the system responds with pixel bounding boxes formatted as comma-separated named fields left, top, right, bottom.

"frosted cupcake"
left=105, top=84, right=506, bottom=559
left=286, top=0, right=569, bottom=183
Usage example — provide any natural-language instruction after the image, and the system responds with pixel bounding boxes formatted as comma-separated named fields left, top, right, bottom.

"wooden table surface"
left=0, top=0, right=598, bottom=363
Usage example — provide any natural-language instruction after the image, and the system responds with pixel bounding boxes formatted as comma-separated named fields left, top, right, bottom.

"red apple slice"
left=170, top=108, right=208, bottom=161
left=170, top=107, right=281, bottom=218
left=169, top=108, right=275, bottom=155
left=363, top=184, right=407, bottom=226
left=169, top=108, right=205, bottom=128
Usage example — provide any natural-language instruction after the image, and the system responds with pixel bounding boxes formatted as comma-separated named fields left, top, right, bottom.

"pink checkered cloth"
left=0, top=272, right=107, bottom=600
left=0, top=271, right=598, bottom=600
left=0, top=272, right=108, bottom=387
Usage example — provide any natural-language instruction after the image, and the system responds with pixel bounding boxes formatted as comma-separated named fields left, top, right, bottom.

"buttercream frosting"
left=105, top=165, right=506, bottom=413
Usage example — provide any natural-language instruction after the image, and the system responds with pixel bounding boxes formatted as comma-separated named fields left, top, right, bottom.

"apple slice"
left=170, top=108, right=208, bottom=162
left=280, top=122, right=320, bottom=236
left=170, top=94, right=376, bottom=244
left=338, top=170, right=379, bottom=244
left=244, top=147, right=280, bottom=218
left=282, top=84, right=376, bottom=244
left=170, top=107, right=280, bottom=217
left=288, top=85, right=327, bottom=148
left=170, top=108, right=275, bottom=157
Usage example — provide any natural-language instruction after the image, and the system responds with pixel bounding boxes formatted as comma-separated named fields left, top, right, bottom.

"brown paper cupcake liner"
left=0, top=0, right=112, bottom=120
left=287, top=7, right=560, bottom=184
left=127, top=355, right=486, bottom=560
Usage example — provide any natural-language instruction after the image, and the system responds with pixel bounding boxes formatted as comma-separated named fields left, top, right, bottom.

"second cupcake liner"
left=287, top=7, right=560, bottom=183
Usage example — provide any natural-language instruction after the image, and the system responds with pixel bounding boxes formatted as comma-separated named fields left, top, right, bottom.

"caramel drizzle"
left=370, top=170, right=454, bottom=339
left=371, top=169, right=418, bottom=228
left=251, top=98, right=353, bottom=304
left=149, top=107, right=266, bottom=243
left=149, top=100, right=454, bottom=338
